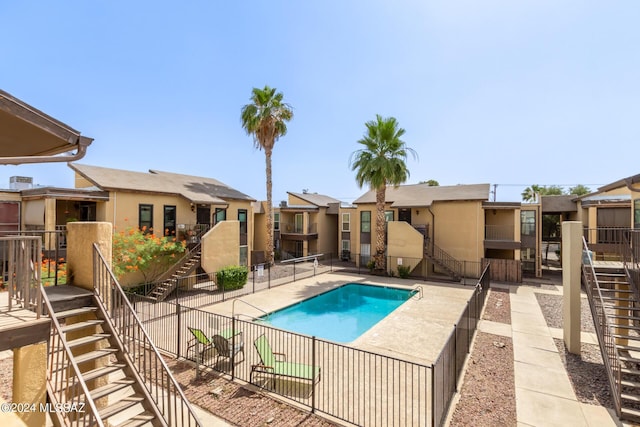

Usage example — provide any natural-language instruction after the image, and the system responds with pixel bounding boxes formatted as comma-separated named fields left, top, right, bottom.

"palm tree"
left=350, top=115, right=417, bottom=271
left=521, top=184, right=542, bottom=203
left=241, top=86, right=293, bottom=264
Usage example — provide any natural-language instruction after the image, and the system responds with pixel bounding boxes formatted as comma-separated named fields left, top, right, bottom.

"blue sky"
left=2, top=1, right=638, bottom=203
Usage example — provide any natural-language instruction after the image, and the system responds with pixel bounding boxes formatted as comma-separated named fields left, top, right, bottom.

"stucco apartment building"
left=344, top=183, right=546, bottom=282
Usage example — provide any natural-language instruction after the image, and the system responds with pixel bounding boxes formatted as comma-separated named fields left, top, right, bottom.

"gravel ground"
left=165, top=357, right=336, bottom=427
left=536, top=293, right=596, bottom=332
left=0, top=356, right=11, bottom=402
left=449, top=287, right=516, bottom=426
left=451, top=283, right=622, bottom=427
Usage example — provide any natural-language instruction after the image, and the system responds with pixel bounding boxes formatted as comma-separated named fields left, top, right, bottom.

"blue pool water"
left=261, top=283, right=416, bottom=343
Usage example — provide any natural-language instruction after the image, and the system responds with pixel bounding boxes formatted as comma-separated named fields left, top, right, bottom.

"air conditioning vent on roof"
left=10, top=176, right=33, bottom=190
left=280, top=201, right=287, bottom=208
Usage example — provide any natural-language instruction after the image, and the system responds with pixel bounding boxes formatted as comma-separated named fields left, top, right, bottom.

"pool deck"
left=200, top=271, right=475, bottom=365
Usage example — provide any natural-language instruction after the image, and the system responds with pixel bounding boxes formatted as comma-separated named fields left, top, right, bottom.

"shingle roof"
left=69, top=164, right=255, bottom=204
left=353, top=183, right=490, bottom=207
left=287, top=192, right=341, bottom=208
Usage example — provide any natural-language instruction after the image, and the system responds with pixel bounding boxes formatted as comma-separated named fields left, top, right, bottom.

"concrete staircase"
left=424, top=237, right=462, bottom=281
left=46, top=292, right=165, bottom=427
left=147, top=245, right=201, bottom=301
left=593, top=267, right=640, bottom=421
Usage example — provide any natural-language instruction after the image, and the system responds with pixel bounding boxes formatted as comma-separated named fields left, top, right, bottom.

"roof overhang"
left=0, top=90, right=93, bottom=164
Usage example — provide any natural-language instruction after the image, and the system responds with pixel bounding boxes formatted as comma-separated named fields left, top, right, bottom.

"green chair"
left=186, top=327, right=214, bottom=362
left=250, top=334, right=321, bottom=389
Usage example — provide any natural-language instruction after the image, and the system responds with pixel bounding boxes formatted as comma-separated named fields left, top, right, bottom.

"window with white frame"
left=342, top=213, right=350, bottom=232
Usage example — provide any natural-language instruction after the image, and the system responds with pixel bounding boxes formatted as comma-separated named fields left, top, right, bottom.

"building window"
left=238, top=209, right=248, bottom=245
left=360, top=243, right=371, bottom=265
left=294, top=213, right=304, bottom=233
left=239, top=246, right=248, bottom=266
left=361, top=211, right=371, bottom=233
left=214, top=208, right=226, bottom=224
left=342, top=213, right=350, bottom=232
left=635, top=199, right=640, bottom=229
left=274, top=213, right=280, bottom=231
left=342, top=240, right=350, bottom=251
left=139, top=204, right=153, bottom=233
left=521, top=211, right=536, bottom=237
left=385, top=210, right=394, bottom=222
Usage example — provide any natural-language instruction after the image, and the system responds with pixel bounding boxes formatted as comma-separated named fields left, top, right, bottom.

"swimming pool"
left=261, top=283, right=416, bottom=343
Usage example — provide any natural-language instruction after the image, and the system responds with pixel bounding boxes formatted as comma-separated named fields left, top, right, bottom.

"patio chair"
left=211, top=333, right=245, bottom=365
left=186, top=327, right=214, bottom=362
left=250, top=334, right=321, bottom=390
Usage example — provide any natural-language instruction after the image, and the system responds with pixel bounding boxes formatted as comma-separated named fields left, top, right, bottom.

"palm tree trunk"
left=265, top=148, right=274, bottom=265
left=375, top=186, right=386, bottom=271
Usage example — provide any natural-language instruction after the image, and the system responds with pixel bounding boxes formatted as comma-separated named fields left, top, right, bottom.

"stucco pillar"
left=13, top=342, right=47, bottom=427
left=562, top=221, right=582, bottom=354
left=66, top=222, right=112, bottom=290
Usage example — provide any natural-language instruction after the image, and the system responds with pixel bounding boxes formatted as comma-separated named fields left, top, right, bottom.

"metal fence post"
left=253, top=267, right=255, bottom=293
left=454, top=323, right=458, bottom=392
left=294, top=262, right=296, bottom=281
left=311, top=336, right=316, bottom=413
left=176, top=303, right=182, bottom=358
left=268, top=263, right=271, bottom=289
left=231, top=315, right=236, bottom=380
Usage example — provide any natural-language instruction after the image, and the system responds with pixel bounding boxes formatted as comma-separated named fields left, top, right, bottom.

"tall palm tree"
left=350, top=115, right=417, bottom=271
left=241, top=86, right=293, bottom=264
left=521, top=184, right=542, bottom=203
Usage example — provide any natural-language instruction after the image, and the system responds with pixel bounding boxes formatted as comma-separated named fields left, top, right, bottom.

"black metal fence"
left=431, top=263, right=490, bottom=426
left=127, top=263, right=491, bottom=426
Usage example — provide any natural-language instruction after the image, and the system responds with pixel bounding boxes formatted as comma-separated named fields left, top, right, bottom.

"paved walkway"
left=478, top=282, right=625, bottom=427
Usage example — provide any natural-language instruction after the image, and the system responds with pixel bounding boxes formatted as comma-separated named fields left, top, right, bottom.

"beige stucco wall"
left=387, top=221, right=424, bottom=274
left=101, top=191, right=197, bottom=235
left=201, top=220, right=240, bottom=273
left=12, top=342, right=47, bottom=427
left=252, top=201, right=269, bottom=256
left=313, top=208, right=338, bottom=256
left=431, top=200, right=484, bottom=263
left=66, top=222, right=113, bottom=289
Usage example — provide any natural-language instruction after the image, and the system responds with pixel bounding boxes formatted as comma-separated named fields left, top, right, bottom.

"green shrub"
left=397, top=264, right=411, bottom=279
left=216, top=266, right=249, bottom=291
left=366, top=259, right=376, bottom=271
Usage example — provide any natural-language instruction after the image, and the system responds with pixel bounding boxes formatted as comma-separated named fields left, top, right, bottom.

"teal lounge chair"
left=250, top=334, right=321, bottom=389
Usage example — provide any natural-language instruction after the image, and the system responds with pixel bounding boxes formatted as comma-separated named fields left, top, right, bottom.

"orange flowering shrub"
left=112, top=227, right=186, bottom=284
left=41, top=257, right=67, bottom=286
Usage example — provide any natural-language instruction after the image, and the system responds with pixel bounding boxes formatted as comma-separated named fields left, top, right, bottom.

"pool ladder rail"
left=232, top=298, right=272, bottom=323
left=412, top=285, right=423, bottom=300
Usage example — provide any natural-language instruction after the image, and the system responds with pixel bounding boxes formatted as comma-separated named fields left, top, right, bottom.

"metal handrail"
left=425, top=237, right=462, bottom=279
left=42, top=284, right=104, bottom=427
left=232, top=298, right=271, bottom=321
left=412, top=285, right=423, bottom=300
left=581, top=236, right=622, bottom=417
left=1, top=236, right=42, bottom=315
left=280, top=253, right=325, bottom=264
left=93, top=244, right=202, bottom=426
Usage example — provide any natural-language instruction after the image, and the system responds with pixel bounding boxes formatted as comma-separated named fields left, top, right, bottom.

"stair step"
left=61, top=319, right=104, bottom=333
left=116, top=412, right=156, bottom=427
left=622, top=393, right=640, bottom=403
left=622, top=378, right=640, bottom=388
left=598, top=288, right=633, bottom=294
left=82, top=363, right=127, bottom=382
left=621, top=407, right=640, bottom=421
left=614, top=334, right=640, bottom=342
left=622, top=367, right=640, bottom=376
left=74, top=348, right=119, bottom=364
left=98, top=395, right=144, bottom=419
left=609, top=323, right=640, bottom=330
left=67, top=333, right=111, bottom=348
left=603, top=305, right=640, bottom=311
left=618, top=343, right=640, bottom=352
left=55, top=307, right=98, bottom=319
left=620, top=355, right=640, bottom=365
left=89, top=379, right=136, bottom=400
left=610, top=314, right=640, bottom=321
left=601, top=296, right=634, bottom=303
